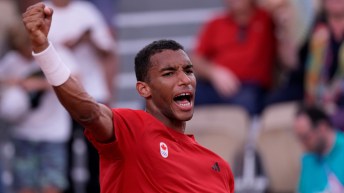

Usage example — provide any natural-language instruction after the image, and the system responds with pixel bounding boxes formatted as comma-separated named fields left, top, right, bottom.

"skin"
left=293, top=114, right=335, bottom=155
left=225, top=0, right=254, bottom=25
left=323, top=0, right=344, bottom=41
left=323, top=0, right=344, bottom=19
left=137, top=49, right=196, bottom=133
left=22, top=2, right=196, bottom=144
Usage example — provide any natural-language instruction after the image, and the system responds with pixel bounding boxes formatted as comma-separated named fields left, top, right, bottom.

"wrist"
left=32, top=42, right=71, bottom=86
left=32, top=40, right=50, bottom=54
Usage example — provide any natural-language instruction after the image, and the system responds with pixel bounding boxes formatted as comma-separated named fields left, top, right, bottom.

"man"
left=22, top=3, right=234, bottom=193
left=192, top=0, right=276, bottom=115
left=294, top=105, right=344, bottom=193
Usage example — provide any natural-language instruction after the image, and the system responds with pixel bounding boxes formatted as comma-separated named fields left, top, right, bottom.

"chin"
left=176, top=111, right=194, bottom=122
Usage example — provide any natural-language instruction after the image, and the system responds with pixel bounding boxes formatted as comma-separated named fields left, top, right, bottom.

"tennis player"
left=22, top=3, right=234, bottom=192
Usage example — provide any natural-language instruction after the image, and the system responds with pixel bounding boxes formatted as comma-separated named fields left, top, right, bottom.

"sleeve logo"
left=160, top=142, right=168, bottom=158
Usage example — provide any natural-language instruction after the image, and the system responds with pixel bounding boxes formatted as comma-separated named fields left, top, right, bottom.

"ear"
left=136, top=81, right=151, bottom=98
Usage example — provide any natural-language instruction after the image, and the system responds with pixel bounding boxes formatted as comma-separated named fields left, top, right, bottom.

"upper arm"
left=53, top=76, right=115, bottom=143
left=84, top=103, right=115, bottom=143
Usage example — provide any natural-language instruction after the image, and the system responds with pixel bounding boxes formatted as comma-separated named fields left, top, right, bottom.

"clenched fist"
left=22, top=3, right=53, bottom=53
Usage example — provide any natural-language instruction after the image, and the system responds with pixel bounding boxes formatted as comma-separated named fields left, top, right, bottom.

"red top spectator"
left=196, top=8, right=276, bottom=88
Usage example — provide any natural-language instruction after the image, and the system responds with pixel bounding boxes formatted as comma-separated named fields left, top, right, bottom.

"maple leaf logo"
left=161, top=144, right=167, bottom=150
left=159, top=142, right=168, bottom=158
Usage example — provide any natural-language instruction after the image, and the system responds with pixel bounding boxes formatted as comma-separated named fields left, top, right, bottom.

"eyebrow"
left=183, top=64, right=193, bottom=69
left=159, top=63, right=193, bottom=73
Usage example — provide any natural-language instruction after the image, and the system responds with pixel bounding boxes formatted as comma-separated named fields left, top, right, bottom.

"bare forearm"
left=54, top=76, right=114, bottom=142
left=53, top=76, right=99, bottom=127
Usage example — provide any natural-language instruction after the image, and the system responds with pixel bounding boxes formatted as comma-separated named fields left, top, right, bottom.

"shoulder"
left=253, top=8, right=274, bottom=26
left=112, top=108, right=151, bottom=122
left=206, top=13, right=229, bottom=25
left=336, top=131, right=344, bottom=147
left=255, top=7, right=271, bottom=18
left=112, top=108, right=145, bottom=115
left=300, top=153, right=318, bottom=168
left=198, top=13, right=230, bottom=37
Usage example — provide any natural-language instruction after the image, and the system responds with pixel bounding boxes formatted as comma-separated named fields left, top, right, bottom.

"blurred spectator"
left=293, top=105, right=344, bottom=193
left=15, top=0, right=41, bottom=13
left=0, top=1, right=21, bottom=191
left=44, top=0, right=117, bottom=192
left=192, top=0, right=276, bottom=115
left=0, top=23, right=78, bottom=193
left=263, top=0, right=319, bottom=106
left=305, top=0, right=344, bottom=130
left=0, top=0, right=20, bottom=58
left=86, top=0, right=118, bottom=32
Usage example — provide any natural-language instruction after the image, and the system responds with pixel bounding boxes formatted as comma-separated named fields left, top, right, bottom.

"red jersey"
left=85, top=109, right=234, bottom=193
left=195, top=8, right=276, bottom=88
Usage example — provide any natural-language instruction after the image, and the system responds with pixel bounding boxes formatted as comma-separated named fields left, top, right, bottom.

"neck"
left=145, top=104, right=186, bottom=133
left=324, top=130, right=336, bottom=155
left=230, top=6, right=254, bottom=25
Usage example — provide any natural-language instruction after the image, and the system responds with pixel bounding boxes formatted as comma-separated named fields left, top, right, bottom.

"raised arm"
left=22, top=3, right=114, bottom=143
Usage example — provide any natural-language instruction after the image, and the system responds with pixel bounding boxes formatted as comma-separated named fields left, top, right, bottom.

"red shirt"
left=196, top=8, right=276, bottom=88
left=85, top=109, right=234, bottom=193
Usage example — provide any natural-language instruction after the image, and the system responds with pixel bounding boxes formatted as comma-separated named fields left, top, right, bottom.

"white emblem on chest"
left=160, top=142, right=168, bottom=158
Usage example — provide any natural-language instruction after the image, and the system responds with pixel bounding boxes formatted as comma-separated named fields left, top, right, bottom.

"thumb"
left=43, top=6, right=53, bottom=27
left=44, top=6, right=53, bottom=17
left=41, top=6, right=53, bottom=37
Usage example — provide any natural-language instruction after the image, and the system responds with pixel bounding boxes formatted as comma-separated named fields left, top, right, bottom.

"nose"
left=178, top=71, right=192, bottom=86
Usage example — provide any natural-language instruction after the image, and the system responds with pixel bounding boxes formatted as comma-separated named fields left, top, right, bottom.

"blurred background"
left=1, top=0, right=344, bottom=193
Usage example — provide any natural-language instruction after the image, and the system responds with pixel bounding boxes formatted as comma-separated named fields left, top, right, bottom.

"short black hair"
left=134, top=39, right=184, bottom=82
left=296, top=104, right=333, bottom=129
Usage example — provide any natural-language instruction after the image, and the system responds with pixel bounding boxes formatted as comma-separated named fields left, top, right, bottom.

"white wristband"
left=32, top=42, right=71, bottom=86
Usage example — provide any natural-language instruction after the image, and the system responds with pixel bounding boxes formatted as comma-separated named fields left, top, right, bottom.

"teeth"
left=176, top=93, right=190, bottom=97
left=178, top=102, right=191, bottom=106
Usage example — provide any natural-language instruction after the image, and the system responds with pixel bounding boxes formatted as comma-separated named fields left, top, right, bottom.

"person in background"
left=261, top=0, right=319, bottom=106
left=0, top=23, right=79, bottom=193
left=0, top=1, right=21, bottom=191
left=192, top=0, right=276, bottom=116
left=0, top=0, right=20, bottom=58
left=305, top=0, right=344, bottom=131
left=44, top=0, right=117, bottom=192
left=294, top=105, right=344, bottom=193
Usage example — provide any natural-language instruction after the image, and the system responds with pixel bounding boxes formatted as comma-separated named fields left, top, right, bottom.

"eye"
left=162, top=72, right=174, bottom=77
left=185, top=69, right=194, bottom=75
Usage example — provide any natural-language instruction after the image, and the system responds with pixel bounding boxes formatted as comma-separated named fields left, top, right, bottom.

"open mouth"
left=173, top=92, right=193, bottom=109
